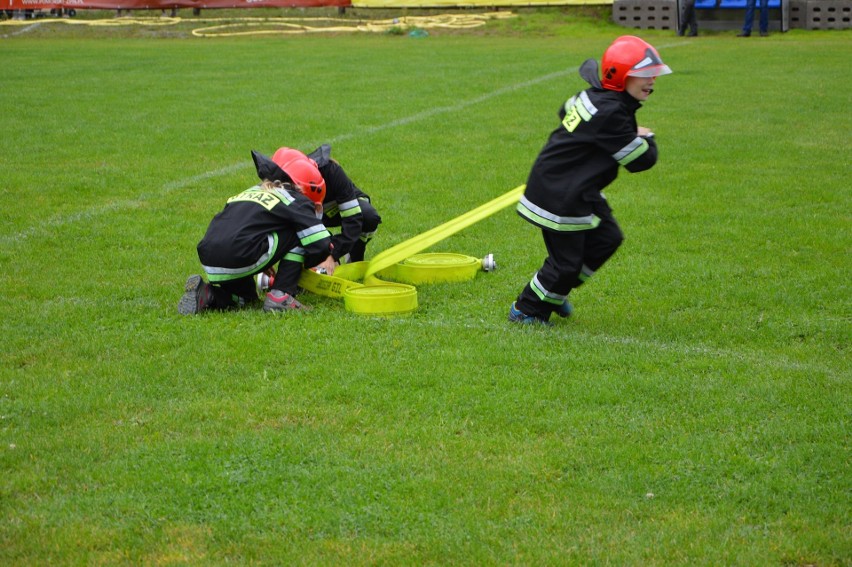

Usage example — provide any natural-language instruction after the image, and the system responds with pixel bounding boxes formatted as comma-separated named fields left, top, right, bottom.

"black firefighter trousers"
left=515, top=202, right=624, bottom=320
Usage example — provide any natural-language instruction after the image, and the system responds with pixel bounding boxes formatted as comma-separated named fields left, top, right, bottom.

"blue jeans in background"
left=742, top=0, right=769, bottom=34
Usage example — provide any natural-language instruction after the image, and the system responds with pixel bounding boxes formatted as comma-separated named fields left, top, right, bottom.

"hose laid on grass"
left=299, top=253, right=488, bottom=314
left=0, top=13, right=515, bottom=36
left=190, top=12, right=516, bottom=37
left=298, top=184, right=524, bottom=315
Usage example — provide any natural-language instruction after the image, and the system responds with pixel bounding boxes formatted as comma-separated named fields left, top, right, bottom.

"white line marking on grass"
left=0, top=22, right=42, bottom=38
left=0, top=162, right=246, bottom=246
left=45, top=292, right=837, bottom=378
left=314, top=68, right=577, bottom=146
left=384, top=316, right=843, bottom=378
left=4, top=39, right=697, bottom=245
left=1, top=66, right=579, bottom=247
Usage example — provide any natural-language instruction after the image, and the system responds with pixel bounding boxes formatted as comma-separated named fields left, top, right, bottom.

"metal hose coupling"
left=482, top=253, right=496, bottom=272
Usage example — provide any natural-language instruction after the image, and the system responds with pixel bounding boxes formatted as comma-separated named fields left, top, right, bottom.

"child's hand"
left=316, top=255, right=337, bottom=276
left=638, top=126, right=654, bottom=138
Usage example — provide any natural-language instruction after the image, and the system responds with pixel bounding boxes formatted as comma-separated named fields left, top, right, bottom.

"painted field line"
left=313, top=67, right=576, bottom=146
left=1, top=66, right=578, bottom=248
left=0, top=22, right=42, bottom=38
left=3, top=40, right=691, bottom=247
left=384, top=316, right=844, bottom=379
left=39, top=292, right=842, bottom=379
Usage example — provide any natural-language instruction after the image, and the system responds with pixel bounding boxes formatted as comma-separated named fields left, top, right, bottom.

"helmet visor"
left=627, top=48, right=672, bottom=78
left=627, top=63, right=672, bottom=78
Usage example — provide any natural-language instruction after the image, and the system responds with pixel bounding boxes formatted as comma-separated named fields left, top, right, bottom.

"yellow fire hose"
left=297, top=184, right=524, bottom=315
left=0, top=13, right=516, bottom=37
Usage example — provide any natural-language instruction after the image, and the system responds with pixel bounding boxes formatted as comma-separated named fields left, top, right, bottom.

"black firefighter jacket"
left=197, top=184, right=332, bottom=282
left=517, top=87, right=658, bottom=233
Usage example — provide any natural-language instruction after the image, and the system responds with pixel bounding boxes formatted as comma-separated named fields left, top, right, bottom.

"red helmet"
left=272, top=147, right=309, bottom=168
left=271, top=147, right=326, bottom=205
left=600, top=36, right=672, bottom=92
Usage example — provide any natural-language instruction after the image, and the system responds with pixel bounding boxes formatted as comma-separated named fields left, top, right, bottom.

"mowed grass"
left=1, top=11, right=850, bottom=565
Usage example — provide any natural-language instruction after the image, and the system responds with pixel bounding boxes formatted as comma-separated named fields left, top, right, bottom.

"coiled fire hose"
left=297, top=184, right=524, bottom=315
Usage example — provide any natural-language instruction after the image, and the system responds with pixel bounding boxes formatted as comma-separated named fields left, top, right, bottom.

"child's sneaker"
left=556, top=299, right=574, bottom=318
left=263, top=290, right=311, bottom=312
left=508, top=302, right=551, bottom=326
left=178, top=275, right=214, bottom=315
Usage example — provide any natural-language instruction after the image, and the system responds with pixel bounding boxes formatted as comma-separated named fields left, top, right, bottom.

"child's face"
left=625, top=75, right=657, bottom=101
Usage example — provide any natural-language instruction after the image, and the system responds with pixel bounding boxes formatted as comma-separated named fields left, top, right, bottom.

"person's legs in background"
left=758, top=0, right=770, bottom=35
left=739, top=0, right=756, bottom=36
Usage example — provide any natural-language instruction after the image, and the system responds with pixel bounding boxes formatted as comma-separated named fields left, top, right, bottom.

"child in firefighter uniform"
left=308, top=144, right=381, bottom=263
left=177, top=149, right=335, bottom=315
left=268, top=144, right=382, bottom=294
left=510, top=35, right=672, bottom=325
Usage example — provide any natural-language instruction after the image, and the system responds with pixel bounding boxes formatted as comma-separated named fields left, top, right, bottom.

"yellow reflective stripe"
left=299, top=224, right=332, bottom=246
left=339, top=198, right=363, bottom=218
left=517, top=196, right=601, bottom=232
left=530, top=272, right=566, bottom=305
left=614, top=137, right=649, bottom=166
left=562, top=92, right=597, bottom=133
left=204, top=234, right=278, bottom=281
left=284, top=247, right=305, bottom=262
left=227, top=188, right=283, bottom=211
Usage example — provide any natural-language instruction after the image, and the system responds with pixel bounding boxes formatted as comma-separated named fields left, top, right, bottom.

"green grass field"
left=1, top=9, right=850, bottom=565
